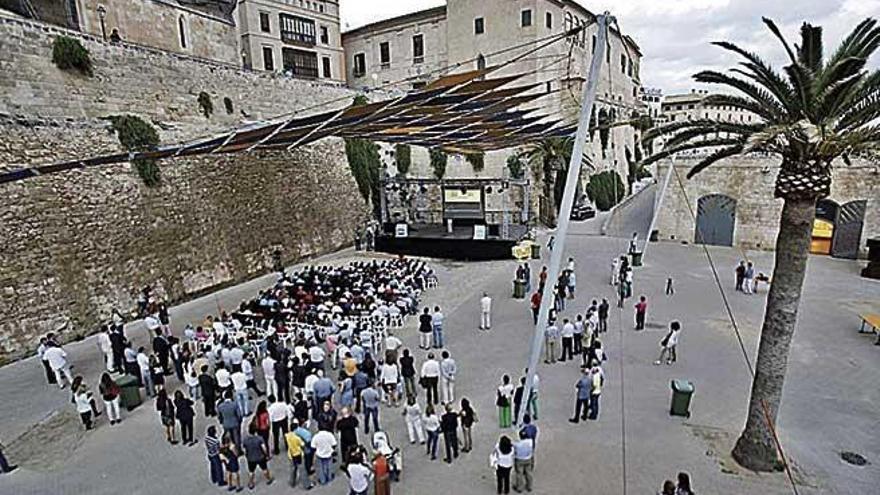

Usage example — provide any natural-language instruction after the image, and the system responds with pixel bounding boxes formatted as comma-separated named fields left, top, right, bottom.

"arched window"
left=178, top=16, right=187, bottom=48
left=565, top=12, right=573, bottom=32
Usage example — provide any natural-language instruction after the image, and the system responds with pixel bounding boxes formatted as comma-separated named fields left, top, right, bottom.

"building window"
left=259, top=12, right=270, bottom=33
left=353, top=53, right=366, bottom=77
left=521, top=9, right=532, bottom=27
left=412, top=34, right=424, bottom=63
left=545, top=12, right=552, bottom=29
left=628, top=59, right=633, bottom=77
left=379, top=41, right=390, bottom=67
left=620, top=54, right=626, bottom=74
left=282, top=48, right=319, bottom=78
left=592, top=34, right=597, bottom=54
left=564, top=12, right=572, bottom=31
left=263, top=46, right=274, bottom=71
left=279, top=14, right=316, bottom=46
left=322, top=56, right=331, bottom=78
left=178, top=16, right=187, bottom=48
left=320, top=25, right=329, bottom=44
left=474, top=17, right=485, bottom=35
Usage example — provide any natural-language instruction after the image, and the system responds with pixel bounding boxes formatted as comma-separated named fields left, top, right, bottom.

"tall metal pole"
left=517, top=13, right=611, bottom=426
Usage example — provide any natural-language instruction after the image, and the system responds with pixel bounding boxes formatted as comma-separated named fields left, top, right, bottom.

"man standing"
left=44, top=342, right=74, bottom=389
left=543, top=322, right=559, bottom=364
left=569, top=369, right=591, bottom=423
left=136, top=347, right=153, bottom=397
left=231, top=367, right=250, bottom=417
left=267, top=395, right=289, bottom=456
left=284, top=420, right=307, bottom=489
left=37, top=336, right=57, bottom=385
left=420, top=353, right=440, bottom=405
left=261, top=354, right=277, bottom=400
left=440, top=351, right=457, bottom=404
left=432, top=306, right=445, bottom=349
left=242, top=424, right=274, bottom=489
left=360, top=383, right=381, bottom=434
left=479, top=293, right=492, bottom=330
left=198, top=365, right=218, bottom=417
left=530, top=290, right=542, bottom=325
left=560, top=319, right=575, bottom=362
left=152, top=330, right=171, bottom=375
left=97, top=327, right=114, bottom=372
left=744, top=262, right=755, bottom=295
left=311, top=428, right=337, bottom=486
left=735, top=261, right=746, bottom=291
left=399, top=349, right=417, bottom=404
left=312, top=371, right=334, bottom=419
left=336, top=407, right=360, bottom=464
left=634, top=296, right=648, bottom=331
left=589, top=364, right=605, bottom=420
left=598, top=298, right=609, bottom=333
left=513, top=430, right=535, bottom=493
left=218, top=391, right=243, bottom=450
left=440, top=403, right=459, bottom=464
left=573, top=315, right=585, bottom=355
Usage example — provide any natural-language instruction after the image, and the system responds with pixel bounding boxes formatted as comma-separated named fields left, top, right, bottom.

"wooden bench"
left=858, top=314, right=880, bottom=341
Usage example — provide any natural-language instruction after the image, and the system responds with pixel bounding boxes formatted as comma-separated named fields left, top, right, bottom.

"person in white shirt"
left=267, top=395, right=289, bottom=455
left=560, top=318, right=575, bottom=361
left=611, top=257, right=620, bottom=286
left=420, top=353, right=441, bottom=405
left=380, top=360, right=400, bottom=407
left=135, top=347, right=154, bottom=397
left=402, top=397, right=426, bottom=444
left=44, top=344, right=73, bottom=388
left=440, top=351, right=457, bottom=404
left=655, top=321, right=682, bottom=366
left=544, top=323, right=559, bottom=364
left=261, top=355, right=277, bottom=399
left=231, top=369, right=250, bottom=416
left=215, top=364, right=232, bottom=397
left=308, top=344, right=326, bottom=373
left=97, top=328, right=114, bottom=372
left=311, top=429, right=337, bottom=485
left=480, top=293, right=492, bottom=330
left=384, top=333, right=402, bottom=363
left=346, top=457, right=372, bottom=495
left=431, top=306, right=445, bottom=349
left=229, top=346, right=245, bottom=372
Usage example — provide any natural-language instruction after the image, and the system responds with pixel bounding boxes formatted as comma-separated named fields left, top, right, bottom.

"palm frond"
left=665, top=123, right=761, bottom=150
left=712, top=41, right=797, bottom=112
left=686, top=145, right=746, bottom=178
left=763, top=17, right=799, bottom=66
left=694, top=70, right=792, bottom=120
left=825, top=18, right=877, bottom=69
left=702, top=93, right=776, bottom=122
left=797, top=22, right=824, bottom=72
left=641, top=137, right=744, bottom=166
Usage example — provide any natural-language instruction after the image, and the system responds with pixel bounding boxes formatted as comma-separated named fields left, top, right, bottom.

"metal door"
left=831, top=200, right=866, bottom=259
left=695, top=194, right=736, bottom=247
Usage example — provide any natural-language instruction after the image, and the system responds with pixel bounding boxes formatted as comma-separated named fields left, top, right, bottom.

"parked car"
left=570, top=204, right=596, bottom=221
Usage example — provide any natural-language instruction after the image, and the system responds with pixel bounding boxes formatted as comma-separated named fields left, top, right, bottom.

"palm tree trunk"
left=732, top=195, right=816, bottom=471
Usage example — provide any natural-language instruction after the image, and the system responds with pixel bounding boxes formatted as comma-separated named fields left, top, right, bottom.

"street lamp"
left=97, top=5, right=107, bottom=41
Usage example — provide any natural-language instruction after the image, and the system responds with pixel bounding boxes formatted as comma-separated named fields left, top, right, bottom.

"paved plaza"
left=1, top=202, right=878, bottom=495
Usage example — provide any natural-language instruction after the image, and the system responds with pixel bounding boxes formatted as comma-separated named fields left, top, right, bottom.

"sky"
left=339, top=0, right=880, bottom=95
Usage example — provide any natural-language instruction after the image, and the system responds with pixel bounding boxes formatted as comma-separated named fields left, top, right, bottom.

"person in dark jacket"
left=152, top=330, right=171, bottom=375
left=399, top=349, right=417, bottom=404
left=174, top=390, right=196, bottom=446
left=109, top=328, right=126, bottom=373
left=218, top=391, right=243, bottom=450
left=440, top=403, right=459, bottom=464
left=198, top=366, right=218, bottom=417
left=156, top=389, right=178, bottom=445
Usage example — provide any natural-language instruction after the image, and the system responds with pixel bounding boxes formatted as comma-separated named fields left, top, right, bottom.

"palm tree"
left=521, top=137, right=574, bottom=224
left=642, top=18, right=880, bottom=472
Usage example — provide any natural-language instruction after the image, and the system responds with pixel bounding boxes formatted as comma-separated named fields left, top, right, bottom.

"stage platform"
left=376, top=224, right=529, bottom=260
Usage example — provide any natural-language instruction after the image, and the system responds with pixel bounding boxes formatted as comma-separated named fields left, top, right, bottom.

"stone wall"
left=0, top=16, right=369, bottom=362
left=0, top=13, right=352, bottom=146
left=655, top=156, right=880, bottom=256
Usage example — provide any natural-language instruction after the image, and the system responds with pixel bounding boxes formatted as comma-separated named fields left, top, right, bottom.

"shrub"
left=107, top=115, right=161, bottom=187
left=395, top=144, right=411, bottom=176
left=198, top=92, right=213, bottom=118
left=429, top=148, right=447, bottom=179
left=506, top=154, right=525, bottom=179
left=585, top=170, right=625, bottom=211
left=52, top=36, right=92, bottom=76
left=465, top=152, right=485, bottom=172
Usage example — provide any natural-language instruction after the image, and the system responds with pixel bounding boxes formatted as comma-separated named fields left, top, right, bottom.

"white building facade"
left=238, top=0, right=345, bottom=83
left=341, top=0, right=644, bottom=185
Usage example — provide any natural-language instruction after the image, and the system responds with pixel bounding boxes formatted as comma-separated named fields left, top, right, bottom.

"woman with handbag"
left=490, top=435, right=514, bottom=494
left=496, top=375, right=514, bottom=428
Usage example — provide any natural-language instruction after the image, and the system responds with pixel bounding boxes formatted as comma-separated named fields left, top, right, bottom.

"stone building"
left=341, top=0, right=644, bottom=194
left=1, top=0, right=240, bottom=65
left=662, top=89, right=759, bottom=125
left=238, top=0, right=345, bottom=83
left=654, top=156, right=878, bottom=259
left=0, top=14, right=368, bottom=362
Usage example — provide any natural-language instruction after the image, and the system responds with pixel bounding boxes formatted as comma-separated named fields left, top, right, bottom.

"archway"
left=695, top=194, right=736, bottom=247
left=811, top=199, right=838, bottom=255
left=831, top=200, right=867, bottom=259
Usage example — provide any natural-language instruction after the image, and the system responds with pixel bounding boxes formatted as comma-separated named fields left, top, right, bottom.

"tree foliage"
left=345, top=95, right=382, bottom=217
left=597, top=108, right=611, bottom=156
left=506, top=154, right=525, bottom=179
left=585, top=170, right=625, bottom=211
left=107, top=115, right=161, bottom=187
left=465, top=152, right=485, bottom=172
left=429, top=148, right=447, bottom=179
left=52, top=36, right=92, bottom=76
left=394, top=144, right=411, bottom=176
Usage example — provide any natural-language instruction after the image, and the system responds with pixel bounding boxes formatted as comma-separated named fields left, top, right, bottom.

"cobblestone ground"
left=0, top=217, right=877, bottom=495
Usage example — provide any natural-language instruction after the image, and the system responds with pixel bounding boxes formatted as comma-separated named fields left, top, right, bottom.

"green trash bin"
left=530, top=244, right=541, bottom=259
left=670, top=379, right=694, bottom=418
left=116, top=374, right=142, bottom=411
left=513, top=279, right=526, bottom=299
left=631, top=251, right=644, bottom=267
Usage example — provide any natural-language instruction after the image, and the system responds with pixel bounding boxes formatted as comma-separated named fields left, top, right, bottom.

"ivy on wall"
left=344, top=95, right=382, bottom=217
left=429, top=148, right=447, bottom=179
left=395, top=144, right=411, bottom=176
left=466, top=151, right=485, bottom=172
left=52, top=36, right=92, bottom=76
left=107, top=115, right=161, bottom=187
